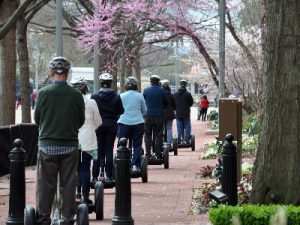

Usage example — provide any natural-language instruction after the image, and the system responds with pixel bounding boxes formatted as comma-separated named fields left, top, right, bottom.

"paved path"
left=0, top=107, right=216, bottom=224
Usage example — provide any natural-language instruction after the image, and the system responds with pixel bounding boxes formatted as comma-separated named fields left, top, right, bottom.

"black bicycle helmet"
left=70, top=77, right=88, bottom=91
left=49, top=56, right=71, bottom=74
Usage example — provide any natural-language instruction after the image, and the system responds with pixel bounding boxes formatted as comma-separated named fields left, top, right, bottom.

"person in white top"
left=70, top=77, right=102, bottom=204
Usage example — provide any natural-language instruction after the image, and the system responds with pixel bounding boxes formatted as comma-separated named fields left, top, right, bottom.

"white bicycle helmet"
left=70, top=77, right=88, bottom=91
left=99, top=72, right=113, bottom=82
left=160, top=79, right=170, bottom=86
left=150, top=74, right=160, bottom=84
left=180, top=79, right=187, bottom=87
left=126, top=76, right=138, bottom=86
left=49, top=56, right=71, bottom=74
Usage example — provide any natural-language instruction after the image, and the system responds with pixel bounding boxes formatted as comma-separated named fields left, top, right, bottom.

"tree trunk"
left=133, top=55, right=142, bottom=92
left=0, top=0, right=17, bottom=126
left=251, top=0, right=300, bottom=204
left=17, top=18, right=31, bottom=123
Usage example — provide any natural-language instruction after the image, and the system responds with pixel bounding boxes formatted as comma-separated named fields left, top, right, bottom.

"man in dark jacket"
left=91, top=72, right=124, bottom=181
left=161, top=79, right=176, bottom=146
left=174, top=79, right=194, bottom=144
left=143, top=75, right=168, bottom=159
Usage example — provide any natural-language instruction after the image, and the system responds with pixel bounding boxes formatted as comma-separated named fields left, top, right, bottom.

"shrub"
left=200, top=165, right=215, bottom=178
left=209, top=205, right=300, bottom=225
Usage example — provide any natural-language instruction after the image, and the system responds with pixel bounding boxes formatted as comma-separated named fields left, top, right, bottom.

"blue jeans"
left=165, top=120, right=173, bottom=144
left=93, top=125, right=118, bottom=179
left=80, top=151, right=92, bottom=199
left=118, top=123, right=144, bottom=167
left=176, top=118, right=191, bottom=144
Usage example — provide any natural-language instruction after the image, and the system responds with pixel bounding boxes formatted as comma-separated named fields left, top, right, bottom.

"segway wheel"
left=163, top=147, right=169, bottom=169
left=24, top=205, right=36, bottom=225
left=172, top=138, right=178, bottom=156
left=77, top=203, right=89, bottom=225
left=94, top=181, right=104, bottom=220
left=140, top=155, right=148, bottom=183
left=191, top=135, right=195, bottom=151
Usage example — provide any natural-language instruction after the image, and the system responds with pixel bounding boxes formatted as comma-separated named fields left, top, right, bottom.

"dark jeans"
left=176, top=118, right=191, bottom=144
left=79, top=151, right=92, bottom=199
left=144, top=117, right=164, bottom=156
left=92, top=125, right=118, bottom=179
left=201, top=108, right=208, bottom=121
left=118, top=123, right=144, bottom=167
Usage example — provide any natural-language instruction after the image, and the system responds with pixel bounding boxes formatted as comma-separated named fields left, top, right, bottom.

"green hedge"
left=209, top=205, right=300, bottom=225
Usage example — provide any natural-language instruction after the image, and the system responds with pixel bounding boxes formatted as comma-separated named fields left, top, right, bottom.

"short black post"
left=6, top=139, right=26, bottom=225
left=112, top=138, right=134, bottom=225
left=221, top=134, right=237, bottom=205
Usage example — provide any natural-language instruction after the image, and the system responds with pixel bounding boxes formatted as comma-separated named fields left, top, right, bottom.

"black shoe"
left=131, top=165, right=139, bottom=175
left=76, top=193, right=82, bottom=200
left=82, top=198, right=93, bottom=205
left=155, top=153, right=162, bottom=160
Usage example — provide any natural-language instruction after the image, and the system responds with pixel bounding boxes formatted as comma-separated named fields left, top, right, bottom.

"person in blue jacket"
left=91, top=72, right=124, bottom=181
left=143, top=75, right=168, bottom=159
left=118, top=76, right=147, bottom=174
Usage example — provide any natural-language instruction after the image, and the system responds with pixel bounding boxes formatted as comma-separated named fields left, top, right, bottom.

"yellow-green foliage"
left=209, top=205, right=300, bottom=225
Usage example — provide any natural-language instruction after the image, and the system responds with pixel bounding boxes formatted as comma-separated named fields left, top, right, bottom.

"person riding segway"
left=91, top=72, right=124, bottom=188
left=174, top=79, right=195, bottom=151
left=117, top=76, right=148, bottom=182
left=161, top=79, right=177, bottom=155
left=143, top=75, right=169, bottom=168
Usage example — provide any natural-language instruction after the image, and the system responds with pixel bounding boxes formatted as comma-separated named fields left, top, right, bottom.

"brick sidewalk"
left=1, top=107, right=216, bottom=225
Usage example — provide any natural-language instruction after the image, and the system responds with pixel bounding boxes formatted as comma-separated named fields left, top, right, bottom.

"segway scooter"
left=25, top=174, right=89, bottom=225
left=122, top=138, right=148, bottom=183
left=147, top=136, right=169, bottom=169
left=176, top=132, right=195, bottom=151
left=76, top=171, right=104, bottom=220
left=163, top=126, right=178, bottom=156
left=91, top=158, right=115, bottom=189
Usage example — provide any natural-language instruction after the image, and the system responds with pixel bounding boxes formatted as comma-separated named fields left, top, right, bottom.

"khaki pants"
left=36, top=150, right=79, bottom=225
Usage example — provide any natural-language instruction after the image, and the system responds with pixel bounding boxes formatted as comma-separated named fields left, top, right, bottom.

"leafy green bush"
left=243, top=114, right=260, bottom=136
left=242, top=135, right=258, bottom=152
left=209, top=205, right=300, bottom=225
left=201, top=140, right=223, bottom=159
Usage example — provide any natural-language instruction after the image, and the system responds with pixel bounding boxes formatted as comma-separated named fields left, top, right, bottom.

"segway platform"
left=176, top=135, right=195, bottom=151
left=130, top=155, right=148, bottom=183
left=147, top=145, right=169, bottom=169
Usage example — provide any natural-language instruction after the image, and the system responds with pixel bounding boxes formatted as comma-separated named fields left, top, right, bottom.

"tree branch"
left=0, top=0, right=35, bottom=39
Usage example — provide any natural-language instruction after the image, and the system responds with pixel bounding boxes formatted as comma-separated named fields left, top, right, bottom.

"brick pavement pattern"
left=0, top=107, right=216, bottom=225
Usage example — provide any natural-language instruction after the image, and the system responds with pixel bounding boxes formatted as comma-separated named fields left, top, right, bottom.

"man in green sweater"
left=34, top=56, right=85, bottom=225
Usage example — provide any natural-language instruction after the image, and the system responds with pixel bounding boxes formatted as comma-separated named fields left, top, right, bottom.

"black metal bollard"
left=6, top=139, right=26, bottom=225
left=221, top=134, right=237, bottom=206
left=112, top=138, right=134, bottom=225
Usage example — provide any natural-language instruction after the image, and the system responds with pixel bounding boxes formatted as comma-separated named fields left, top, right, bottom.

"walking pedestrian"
left=161, top=79, right=176, bottom=147
left=34, top=56, right=85, bottom=225
left=200, top=95, right=209, bottom=121
left=174, top=79, right=194, bottom=144
left=70, top=77, right=102, bottom=205
left=91, top=72, right=124, bottom=182
left=118, top=76, right=147, bottom=174
left=143, top=75, right=168, bottom=160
